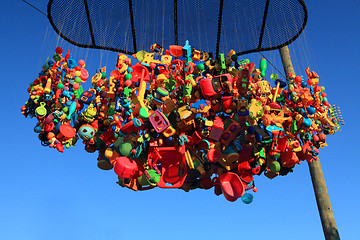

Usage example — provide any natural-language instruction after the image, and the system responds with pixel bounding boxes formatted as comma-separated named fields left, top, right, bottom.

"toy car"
left=199, top=74, right=234, bottom=98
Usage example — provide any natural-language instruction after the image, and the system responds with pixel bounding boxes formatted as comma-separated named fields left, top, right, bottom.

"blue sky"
left=1, top=1, right=359, bottom=239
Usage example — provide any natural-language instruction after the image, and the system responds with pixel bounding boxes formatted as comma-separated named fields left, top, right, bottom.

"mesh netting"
left=47, top=0, right=307, bottom=56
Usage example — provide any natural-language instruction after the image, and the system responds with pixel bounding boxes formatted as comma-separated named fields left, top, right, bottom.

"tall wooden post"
left=279, top=46, right=340, bottom=240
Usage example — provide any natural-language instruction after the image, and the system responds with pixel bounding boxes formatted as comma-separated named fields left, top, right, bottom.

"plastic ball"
left=294, top=76, right=302, bottom=83
left=34, top=126, right=42, bottom=133
left=127, top=67, right=133, bottom=73
left=57, top=82, right=64, bottom=89
left=197, top=63, right=205, bottom=71
left=75, top=77, right=81, bottom=83
left=125, top=73, right=132, bottom=80
left=75, top=71, right=81, bottom=77
left=313, top=135, right=319, bottom=142
left=231, top=54, right=238, bottom=61
left=301, top=81, right=307, bottom=88
left=56, top=83, right=65, bottom=89
left=73, top=83, right=80, bottom=90
left=241, top=193, right=254, bottom=204
left=55, top=47, right=63, bottom=54
left=78, top=59, right=85, bottom=67
left=53, top=54, right=61, bottom=61
left=125, top=79, right=132, bottom=86
left=318, top=133, right=327, bottom=142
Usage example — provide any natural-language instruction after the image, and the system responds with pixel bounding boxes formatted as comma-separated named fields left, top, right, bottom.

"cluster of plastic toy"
left=21, top=41, right=341, bottom=203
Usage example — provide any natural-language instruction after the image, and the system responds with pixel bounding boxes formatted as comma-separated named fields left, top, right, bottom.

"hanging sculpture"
left=21, top=41, right=342, bottom=202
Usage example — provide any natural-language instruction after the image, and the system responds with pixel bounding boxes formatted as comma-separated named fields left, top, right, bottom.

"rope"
left=22, top=0, right=47, bottom=17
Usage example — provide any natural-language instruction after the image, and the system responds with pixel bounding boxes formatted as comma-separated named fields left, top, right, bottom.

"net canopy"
left=47, top=0, right=307, bottom=57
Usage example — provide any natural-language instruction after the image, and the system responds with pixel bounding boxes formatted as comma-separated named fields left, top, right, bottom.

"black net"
left=47, top=0, right=307, bottom=56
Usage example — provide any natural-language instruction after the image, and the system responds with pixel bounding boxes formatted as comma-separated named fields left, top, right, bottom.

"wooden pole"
left=308, top=159, right=340, bottom=239
left=278, top=46, right=340, bottom=240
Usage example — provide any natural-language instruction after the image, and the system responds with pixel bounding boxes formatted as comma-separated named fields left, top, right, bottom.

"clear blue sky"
left=1, top=1, right=359, bottom=240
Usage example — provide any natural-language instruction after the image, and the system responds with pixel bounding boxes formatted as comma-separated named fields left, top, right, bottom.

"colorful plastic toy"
left=21, top=42, right=342, bottom=203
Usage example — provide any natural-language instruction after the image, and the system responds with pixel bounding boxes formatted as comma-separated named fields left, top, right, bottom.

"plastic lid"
left=59, top=124, right=76, bottom=139
left=270, top=161, right=281, bottom=172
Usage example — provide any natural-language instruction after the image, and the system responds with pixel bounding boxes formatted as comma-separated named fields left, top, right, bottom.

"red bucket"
left=219, top=172, right=245, bottom=202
